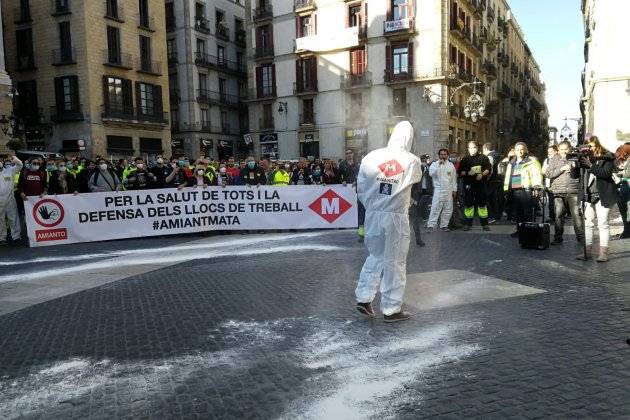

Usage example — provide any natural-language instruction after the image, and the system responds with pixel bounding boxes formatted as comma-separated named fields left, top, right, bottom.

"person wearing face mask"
left=0, top=154, right=24, bottom=245
left=48, top=160, right=78, bottom=195
left=44, top=158, right=57, bottom=186
left=178, top=164, right=211, bottom=190
left=76, top=160, right=96, bottom=192
left=458, top=140, right=492, bottom=231
left=212, top=163, right=235, bottom=187
left=149, top=156, right=173, bottom=189
left=238, top=156, right=267, bottom=186
left=89, top=159, right=121, bottom=192
left=271, top=162, right=291, bottom=186
left=312, top=164, right=323, bottom=184
left=127, top=158, right=155, bottom=190
left=18, top=158, right=48, bottom=201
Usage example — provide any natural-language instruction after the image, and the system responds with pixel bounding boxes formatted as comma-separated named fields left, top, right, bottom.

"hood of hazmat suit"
left=357, top=121, right=422, bottom=214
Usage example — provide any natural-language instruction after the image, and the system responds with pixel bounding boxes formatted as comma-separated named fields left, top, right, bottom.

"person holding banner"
left=1, top=154, right=23, bottom=245
left=355, top=120, right=422, bottom=323
left=178, top=164, right=211, bottom=190
left=88, top=158, right=122, bottom=192
left=18, top=158, right=48, bottom=200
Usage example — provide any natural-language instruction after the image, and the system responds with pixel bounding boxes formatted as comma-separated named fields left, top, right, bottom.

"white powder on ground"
left=0, top=317, right=483, bottom=419
left=278, top=321, right=483, bottom=420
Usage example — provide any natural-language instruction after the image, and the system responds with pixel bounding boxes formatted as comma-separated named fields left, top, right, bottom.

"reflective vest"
left=13, top=172, right=20, bottom=191
left=271, top=170, right=290, bottom=186
left=503, top=157, right=543, bottom=191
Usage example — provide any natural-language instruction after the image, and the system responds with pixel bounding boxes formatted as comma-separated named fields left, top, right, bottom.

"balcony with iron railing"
left=294, top=0, right=316, bottom=12
left=104, top=2, right=124, bottom=21
left=447, top=64, right=474, bottom=83
left=137, top=58, right=162, bottom=75
left=450, top=16, right=467, bottom=39
left=487, top=5, right=495, bottom=22
left=340, top=71, right=372, bottom=89
left=299, top=112, right=316, bottom=126
left=103, top=50, right=132, bottom=69
left=472, top=34, right=483, bottom=53
left=512, top=88, right=520, bottom=102
left=253, top=45, right=275, bottom=60
left=101, top=105, right=168, bottom=125
left=196, top=89, right=243, bottom=108
left=294, top=80, right=318, bottom=94
left=50, top=104, right=84, bottom=122
left=14, top=6, right=32, bottom=23
left=470, top=0, right=482, bottom=18
left=498, top=82, right=512, bottom=98
left=511, top=62, right=518, bottom=74
left=482, top=60, right=497, bottom=79
left=235, top=29, right=246, bottom=47
left=384, top=68, right=415, bottom=83
left=52, top=47, right=76, bottom=65
left=253, top=4, right=273, bottom=22
left=478, top=0, right=487, bottom=11
left=479, top=26, right=488, bottom=41
left=194, top=16, right=210, bottom=33
left=259, top=117, right=275, bottom=130
left=50, top=0, right=71, bottom=16
left=194, top=52, right=246, bottom=75
left=216, top=24, right=229, bottom=41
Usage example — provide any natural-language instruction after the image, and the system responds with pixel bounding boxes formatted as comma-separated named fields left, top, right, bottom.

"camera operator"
left=574, top=135, right=617, bottom=262
left=545, top=140, right=584, bottom=245
left=614, top=143, right=630, bottom=239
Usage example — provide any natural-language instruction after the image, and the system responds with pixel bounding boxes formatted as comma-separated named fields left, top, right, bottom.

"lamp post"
left=449, top=80, right=485, bottom=122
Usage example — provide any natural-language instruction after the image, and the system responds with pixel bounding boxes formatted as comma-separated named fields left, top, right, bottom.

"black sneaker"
left=0, top=240, right=6, bottom=246
left=510, top=231, right=519, bottom=238
left=551, top=239, right=563, bottom=245
left=384, top=311, right=411, bottom=323
left=356, top=302, right=375, bottom=317
left=416, top=239, right=425, bottom=247
left=462, top=225, right=471, bottom=231
left=357, top=236, right=364, bottom=243
left=12, top=238, right=21, bottom=246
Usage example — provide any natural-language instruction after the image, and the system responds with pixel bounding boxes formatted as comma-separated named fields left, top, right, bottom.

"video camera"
left=566, top=145, right=592, bottom=168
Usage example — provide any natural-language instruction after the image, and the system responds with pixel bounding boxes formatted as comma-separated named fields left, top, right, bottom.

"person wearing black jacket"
left=238, top=156, right=267, bottom=186
left=289, top=157, right=313, bottom=185
left=458, top=140, right=492, bottom=231
left=48, top=161, right=78, bottom=195
left=574, top=135, right=617, bottom=262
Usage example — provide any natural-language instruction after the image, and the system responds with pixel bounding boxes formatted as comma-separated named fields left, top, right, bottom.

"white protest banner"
left=23, top=185, right=358, bottom=247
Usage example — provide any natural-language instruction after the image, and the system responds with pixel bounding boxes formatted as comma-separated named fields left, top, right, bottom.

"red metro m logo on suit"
left=378, top=160, right=404, bottom=178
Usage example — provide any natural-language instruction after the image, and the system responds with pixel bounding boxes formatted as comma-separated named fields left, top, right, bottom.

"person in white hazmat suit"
left=426, top=148, right=458, bottom=232
left=0, top=154, right=23, bottom=245
left=355, top=121, right=422, bottom=323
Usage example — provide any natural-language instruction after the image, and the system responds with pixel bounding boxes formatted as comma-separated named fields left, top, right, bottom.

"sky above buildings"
left=507, top=0, right=584, bottom=133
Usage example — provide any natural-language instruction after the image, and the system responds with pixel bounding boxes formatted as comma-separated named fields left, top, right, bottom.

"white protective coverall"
left=355, top=121, right=422, bottom=316
left=0, top=156, right=23, bottom=243
left=426, top=159, right=457, bottom=229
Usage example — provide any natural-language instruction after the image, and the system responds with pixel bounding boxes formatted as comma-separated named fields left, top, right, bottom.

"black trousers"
left=513, top=189, right=535, bottom=223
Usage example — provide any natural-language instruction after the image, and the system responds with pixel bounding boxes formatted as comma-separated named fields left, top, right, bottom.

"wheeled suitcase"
left=518, top=189, right=550, bottom=250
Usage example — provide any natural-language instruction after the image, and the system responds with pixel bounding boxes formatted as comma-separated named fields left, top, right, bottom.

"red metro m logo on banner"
left=309, top=189, right=352, bottom=223
left=378, top=160, right=403, bottom=178
left=32, top=199, right=68, bottom=242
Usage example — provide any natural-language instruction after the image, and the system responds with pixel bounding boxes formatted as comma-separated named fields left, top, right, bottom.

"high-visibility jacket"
left=503, top=156, right=543, bottom=191
left=271, top=170, right=290, bottom=186
left=13, top=172, right=20, bottom=191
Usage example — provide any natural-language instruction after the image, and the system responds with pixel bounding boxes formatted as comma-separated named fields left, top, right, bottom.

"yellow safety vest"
left=272, top=170, right=290, bottom=186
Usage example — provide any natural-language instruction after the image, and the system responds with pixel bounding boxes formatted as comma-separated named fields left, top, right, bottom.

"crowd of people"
left=0, top=151, right=364, bottom=246
left=1, top=135, right=629, bottom=255
left=417, top=137, right=630, bottom=263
